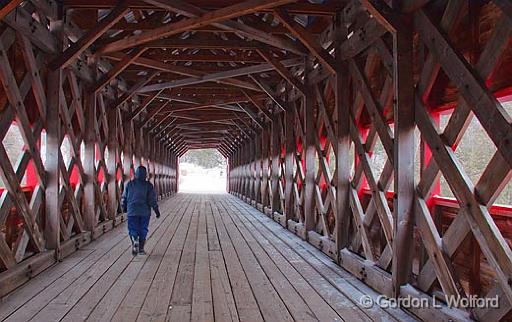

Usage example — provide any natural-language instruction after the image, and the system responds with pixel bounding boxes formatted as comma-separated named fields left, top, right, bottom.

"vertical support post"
left=271, top=113, right=281, bottom=212
left=335, top=12, right=351, bottom=254
left=243, top=143, right=249, bottom=197
left=176, top=152, right=179, bottom=193
left=304, top=58, right=316, bottom=232
left=84, top=87, right=97, bottom=232
left=107, top=108, right=118, bottom=222
left=249, top=137, right=255, bottom=201
left=261, top=127, right=270, bottom=207
left=45, top=21, right=63, bottom=253
left=392, top=24, right=415, bottom=297
left=284, top=103, right=295, bottom=221
left=254, top=132, right=262, bottom=203
left=123, top=121, right=133, bottom=183
left=134, top=127, right=142, bottom=169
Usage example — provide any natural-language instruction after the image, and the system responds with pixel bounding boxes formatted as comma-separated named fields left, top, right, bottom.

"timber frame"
left=0, top=0, right=512, bottom=320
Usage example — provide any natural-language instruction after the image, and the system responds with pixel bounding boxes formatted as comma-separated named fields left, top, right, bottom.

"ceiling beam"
left=138, top=58, right=302, bottom=93
left=242, top=89, right=272, bottom=121
left=0, top=1, right=23, bottom=20
left=143, top=53, right=265, bottom=63
left=112, top=71, right=159, bottom=110
left=236, top=103, right=264, bottom=128
left=96, top=0, right=299, bottom=54
left=143, top=0, right=306, bottom=55
left=273, top=8, right=336, bottom=74
left=50, top=3, right=129, bottom=70
left=358, top=0, right=403, bottom=33
left=65, top=1, right=336, bottom=15
left=257, top=49, right=306, bottom=94
left=128, top=89, right=165, bottom=121
left=104, top=52, right=261, bottom=92
left=249, top=75, right=287, bottom=111
left=93, top=47, right=147, bottom=93
left=140, top=100, right=171, bottom=128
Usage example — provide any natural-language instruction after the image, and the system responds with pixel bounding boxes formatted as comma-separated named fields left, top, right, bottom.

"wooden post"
left=83, top=87, right=97, bottom=232
left=285, top=106, right=295, bottom=220
left=107, top=108, right=118, bottom=222
left=123, top=121, right=133, bottom=184
left=335, top=13, right=351, bottom=253
left=44, top=21, right=63, bottom=253
left=392, top=25, right=415, bottom=297
left=261, top=127, right=270, bottom=207
left=249, top=137, right=256, bottom=201
left=304, top=59, right=316, bottom=232
left=271, top=113, right=281, bottom=212
left=254, top=132, right=262, bottom=203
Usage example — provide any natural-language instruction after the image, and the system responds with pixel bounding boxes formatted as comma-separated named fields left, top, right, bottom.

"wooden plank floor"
left=0, top=193, right=418, bottom=322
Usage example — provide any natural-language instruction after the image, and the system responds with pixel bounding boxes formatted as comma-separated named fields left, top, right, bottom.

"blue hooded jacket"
left=121, top=166, right=159, bottom=217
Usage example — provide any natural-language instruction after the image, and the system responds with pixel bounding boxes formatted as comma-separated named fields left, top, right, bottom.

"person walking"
left=121, top=165, right=161, bottom=255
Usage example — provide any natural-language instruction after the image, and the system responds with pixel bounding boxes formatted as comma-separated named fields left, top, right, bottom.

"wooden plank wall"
left=0, top=1, right=178, bottom=298
left=228, top=1, right=512, bottom=320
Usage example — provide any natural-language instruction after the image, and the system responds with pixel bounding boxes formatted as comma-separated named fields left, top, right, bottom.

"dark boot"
left=139, top=239, right=146, bottom=255
left=130, top=235, right=139, bottom=256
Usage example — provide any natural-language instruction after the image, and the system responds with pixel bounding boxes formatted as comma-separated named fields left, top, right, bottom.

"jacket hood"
left=135, top=166, right=147, bottom=180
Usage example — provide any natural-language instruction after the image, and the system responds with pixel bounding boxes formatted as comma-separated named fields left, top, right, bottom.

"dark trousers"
left=127, top=215, right=150, bottom=240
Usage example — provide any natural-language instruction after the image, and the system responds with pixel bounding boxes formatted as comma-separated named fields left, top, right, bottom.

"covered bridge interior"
left=0, top=0, right=512, bottom=321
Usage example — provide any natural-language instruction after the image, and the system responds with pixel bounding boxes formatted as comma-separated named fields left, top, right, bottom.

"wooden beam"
left=415, top=9, right=512, bottom=172
left=45, top=53, right=62, bottom=253
left=391, top=25, right=415, bottom=297
left=273, top=9, right=336, bottom=74
left=0, top=0, right=23, bottom=20
left=140, top=100, right=171, bottom=128
left=49, top=3, right=129, bottom=70
left=142, top=0, right=306, bottom=55
left=284, top=106, right=295, bottom=221
left=104, top=52, right=261, bottom=92
left=359, top=0, right=402, bottom=33
left=242, top=90, right=272, bottom=121
left=66, top=1, right=336, bottom=15
left=139, top=58, right=302, bottom=93
left=339, top=19, right=387, bottom=60
left=83, top=90, right=97, bottom=231
left=93, top=47, right=147, bottom=93
left=112, top=71, right=159, bottom=110
left=249, top=75, right=287, bottom=111
left=257, top=49, right=306, bottom=94
left=236, top=103, right=264, bottom=129
left=96, top=0, right=299, bottom=54
left=129, top=89, right=164, bottom=121
left=334, top=14, right=351, bottom=253
left=304, top=61, right=315, bottom=232
left=396, top=0, right=432, bottom=13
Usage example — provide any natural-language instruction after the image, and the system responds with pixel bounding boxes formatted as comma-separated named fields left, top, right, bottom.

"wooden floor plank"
left=0, top=193, right=416, bottom=322
left=71, top=197, right=185, bottom=321
left=191, top=197, right=215, bottom=322
left=210, top=198, right=264, bottom=322
left=30, top=198, right=181, bottom=322
left=137, top=197, right=195, bottom=321
left=166, top=199, right=200, bottom=322
left=226, top=196, right=417, bottom=322
left=3, top=218, right=136, bottom=321
left=110, top=197, right=193, bottom=322
left=213, top=199, right=295, bottom=322
left=217, top=200, right=320, bottom=322
left=219, top=198, right=344, bottom=322
left=205, top=199, right=240, bottom=322
left=0, top=248, right=94, bottom=321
